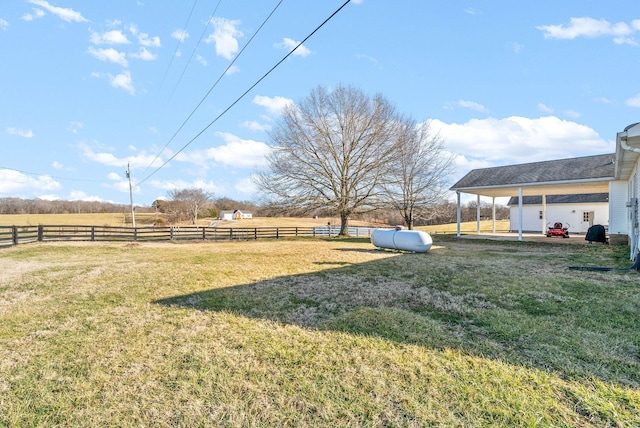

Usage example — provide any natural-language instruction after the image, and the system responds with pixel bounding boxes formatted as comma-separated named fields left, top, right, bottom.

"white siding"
left=609, top=180, right=629, bottom=234
left=510, top=203, right=608, bottom=233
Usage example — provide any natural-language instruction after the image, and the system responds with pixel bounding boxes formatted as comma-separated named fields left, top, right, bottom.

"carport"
left=449, top=154, right=615, bottom=241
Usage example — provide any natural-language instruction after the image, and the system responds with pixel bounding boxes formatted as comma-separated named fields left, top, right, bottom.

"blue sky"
left=1, top=0, right=639, bottom=206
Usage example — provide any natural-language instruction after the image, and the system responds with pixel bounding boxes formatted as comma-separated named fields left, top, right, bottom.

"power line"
left=139, top=0, right=353, bottom=186
left=143, top=0, right=284, bottom=173
left=167, top=0, right=224, bottom=102
left=158, top=0, right=200, bottom=90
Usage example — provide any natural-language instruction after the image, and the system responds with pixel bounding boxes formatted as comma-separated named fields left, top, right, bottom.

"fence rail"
left=0, top=225, right=376, bottom=247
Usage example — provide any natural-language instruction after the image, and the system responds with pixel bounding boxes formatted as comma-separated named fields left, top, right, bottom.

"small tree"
left=166, top=188, right=214, bottom=224
left=381, top=118, right=455, bottom=230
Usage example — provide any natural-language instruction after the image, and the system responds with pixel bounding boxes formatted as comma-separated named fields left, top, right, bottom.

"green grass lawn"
left=0, top=237, right=638, bottom=426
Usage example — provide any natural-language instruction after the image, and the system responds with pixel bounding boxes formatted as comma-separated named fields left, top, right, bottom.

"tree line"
left=0, top=194, right=508, bottom=226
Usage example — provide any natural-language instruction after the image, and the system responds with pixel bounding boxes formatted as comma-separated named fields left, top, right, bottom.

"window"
left=539, top=210, right=543, bottom=220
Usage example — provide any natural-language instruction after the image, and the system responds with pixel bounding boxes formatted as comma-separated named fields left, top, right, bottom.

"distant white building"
left=507, top=193, right=609, bottom=234
left=219, top=210, right=252, bottom=220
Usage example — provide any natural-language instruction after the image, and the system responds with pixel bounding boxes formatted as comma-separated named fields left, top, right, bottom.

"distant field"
left=0, top=213, right=509, bottom=233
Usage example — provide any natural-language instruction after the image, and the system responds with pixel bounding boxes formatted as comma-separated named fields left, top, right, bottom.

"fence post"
left=202, top=227, right=206, bottom=240
left=12, top=226, right=18, bottom=245
left=254, top=228, right=257, bottom=240
left=38, top=225, right=43, bottom=242
left=91, top=226, right=95, bottom=241
left=133, top=226, right=137, bottom=241
left=230, top=228, right=233, bottom=239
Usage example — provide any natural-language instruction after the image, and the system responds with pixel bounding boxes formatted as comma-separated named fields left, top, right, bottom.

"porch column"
left=541, top=194, right=547, bottom=235
left=518, top=187, right=523, bottom=241
left=456, top=191, right=461, bottom=237
left=492, top=197, right=496, bottom=233
left=476, top=194, right=481, bottom=235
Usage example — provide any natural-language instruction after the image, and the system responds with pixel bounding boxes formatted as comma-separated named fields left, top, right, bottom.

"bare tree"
left=166, top=188, right=214, bottom=224
left=381, top=118, right=455, bottom=230
left=255, top=84, right=399, bottom=235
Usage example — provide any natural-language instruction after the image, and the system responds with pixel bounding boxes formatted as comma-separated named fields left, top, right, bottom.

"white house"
left=450, top=153, right=614, bottom=240
left=447, top=122, right=640, bottom=260
left=507, top=193, right=609, bottom=234
left=219, top=210, right=253, bottom=220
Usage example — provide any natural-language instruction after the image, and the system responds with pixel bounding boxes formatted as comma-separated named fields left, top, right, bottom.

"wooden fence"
left=0, top=225, right=376, bottom=247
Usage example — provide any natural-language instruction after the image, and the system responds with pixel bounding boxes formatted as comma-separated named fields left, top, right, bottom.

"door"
left=581, top=211, right=594, bottom=233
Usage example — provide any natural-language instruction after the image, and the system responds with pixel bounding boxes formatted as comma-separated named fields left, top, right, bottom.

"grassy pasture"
left=0, top=237, right=638, bottom=426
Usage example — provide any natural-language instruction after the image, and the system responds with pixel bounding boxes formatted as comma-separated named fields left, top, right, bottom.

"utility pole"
left=126, top=163, right=136, bottom=228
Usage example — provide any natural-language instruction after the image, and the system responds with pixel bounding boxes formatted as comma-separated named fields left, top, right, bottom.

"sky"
left=1, top=0, right=640, bottom=206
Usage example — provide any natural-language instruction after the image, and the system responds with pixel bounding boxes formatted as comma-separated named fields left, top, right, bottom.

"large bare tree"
left=255, top=85, right=399, bottom=235
left=381, top=118, right=455, bottom=230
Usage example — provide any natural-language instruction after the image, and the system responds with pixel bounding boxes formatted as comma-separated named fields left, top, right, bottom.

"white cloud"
left=626, top=94, right=640, bottom=107
left=177, top=133, right=271, bottom=169
left=37, top=194, right=61, bottom=201
left=87, top=47, right=128, bottom=67
left=457, top=100, right=488, bottom=113
left=52, top=161, right=63, bottom=169
left=204, top=133, right=271, bottom=168
left=124, top=25, right=161, bottom=48
left=6, top=127, right=34, bottom=138
left=253, top=95, right=294, bottom=116
left=593, top=97, right=613, bottom=104
left=0, top=169, right=61, bottom=196
left=234, top=176, right=258, bottom=195
left=275, top=37, right=312, bottom=57
left=68, top=190, right=108, bottom=202
left=27, top=0, right=88, bottom=23
left=171, top=29, right=189, bottom=43
left=22, top=9, right=45, bottom=21
left=537, top=103, right=554, bottom=113
left=0, top=18, right=8, bottom=30
left=68, top=121, right=84, bottom=134
left=431, top=116, right=612, bottom=166
left=537, top=17, right=639, bottom=45
left=90, top=30, right=131, bottom=45
left=563, top=109, right=581, bottom=119
left=241, top=120, right=271, bottom=132
left=148, top=179, right=220, bottom=194
left=109, top=70, right=135, bottom=95
left=225, top=65, right=239, bottom=75
left=78, top=142, right=163, bottom=169
left=130, top=47, right=157, bottom=61
left=205, top=17, right=243, bottom=60
left=107, top=172, right=121, bottom=181
left=196, top=54, right=208, bottom=66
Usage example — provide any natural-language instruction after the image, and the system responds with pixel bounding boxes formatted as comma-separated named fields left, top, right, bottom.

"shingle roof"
left=450, top=153, right=615, bottom=190
left=506, top=193, right=609, bottom=206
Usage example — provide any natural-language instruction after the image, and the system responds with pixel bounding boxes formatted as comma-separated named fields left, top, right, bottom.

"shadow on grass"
left=154, top=241, right=640, bottom=388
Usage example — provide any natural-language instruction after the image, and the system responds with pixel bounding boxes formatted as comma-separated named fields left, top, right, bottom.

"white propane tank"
left=370, top=228, right=433, bottom=253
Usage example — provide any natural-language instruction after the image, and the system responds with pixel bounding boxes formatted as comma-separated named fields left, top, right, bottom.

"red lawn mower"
left=546, top=222, right=570, bottom=238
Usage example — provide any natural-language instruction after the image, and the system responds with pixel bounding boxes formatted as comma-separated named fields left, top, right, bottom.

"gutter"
left=617, top=123, right=640, bottom=260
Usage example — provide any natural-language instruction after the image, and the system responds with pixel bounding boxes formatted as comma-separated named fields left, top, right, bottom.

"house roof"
left=450, top=153, right=615, bottom=197
left=506, top=192, right=609, bottom=206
